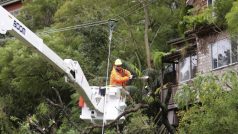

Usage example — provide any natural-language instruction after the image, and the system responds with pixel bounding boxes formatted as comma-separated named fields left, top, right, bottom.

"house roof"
left=163, top=39, right=197, bottom=63
left=166, top=36, right=196, bottom=47
left=0, top=0, right=21, bottom=6
left=185, top=24, right=223, bottom=37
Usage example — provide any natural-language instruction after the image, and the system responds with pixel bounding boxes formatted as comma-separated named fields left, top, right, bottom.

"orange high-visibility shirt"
left=78, top=96, right=84, bottom=108
left=110, top=67, right=131, bottom=86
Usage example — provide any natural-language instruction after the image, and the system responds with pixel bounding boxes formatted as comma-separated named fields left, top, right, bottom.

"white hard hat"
left=114, top=59, right=122, bottom=66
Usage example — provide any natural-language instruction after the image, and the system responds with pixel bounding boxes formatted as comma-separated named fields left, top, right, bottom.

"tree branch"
left=83, top=103, right=149, bottom=134
left=45, top=98, right=62, bottom=108
left=226, top=83, right=233, bottom=90
left=52, top=87, right=63, bottom=105
left=28, top=117, right=45, bottom=134
left=45, top=97, right=82, bottom=133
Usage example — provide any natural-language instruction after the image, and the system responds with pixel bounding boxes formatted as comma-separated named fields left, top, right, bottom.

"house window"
left=179, top=54, right=197, bottom=82
left=212, top=38, right=238, bottom=69
left=163, top=64, right=176, bottom=84
left=207, top=0, right=215, bottom=6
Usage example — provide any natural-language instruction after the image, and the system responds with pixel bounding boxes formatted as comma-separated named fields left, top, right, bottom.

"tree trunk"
left=142, top=0, right=152, bottom=68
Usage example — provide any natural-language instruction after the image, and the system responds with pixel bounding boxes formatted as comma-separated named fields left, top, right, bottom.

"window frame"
left=211, top=38, right=238, bottom=70
left=178, top=54, right=197, bottom=83
left=207, top=0, right=215, bottom=6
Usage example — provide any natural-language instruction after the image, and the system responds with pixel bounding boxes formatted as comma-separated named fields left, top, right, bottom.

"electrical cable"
left=112, top=2, right=142, bottom=19
left=119, top=0, right=154, bottom=20
left=40, top=20, right=108, bottom=34
left=40, top=1, right=155, bottom=34
left=2, top=1, right=153, bottom=41
left=47, top=20, right=107, bottom=31
left=101, top=20, right=116, bottom=134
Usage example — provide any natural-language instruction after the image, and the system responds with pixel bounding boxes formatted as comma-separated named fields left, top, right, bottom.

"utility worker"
left=110, top=59, right=132, bottom=86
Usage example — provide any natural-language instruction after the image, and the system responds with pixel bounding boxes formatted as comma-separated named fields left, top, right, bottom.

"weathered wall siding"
left=213, top=63, right=238, bottom=75
left=194, top=0, right=207, bottom=8
left=197, top=45, right=212, bottom=73
left=197, top=32, right=238, bottom=74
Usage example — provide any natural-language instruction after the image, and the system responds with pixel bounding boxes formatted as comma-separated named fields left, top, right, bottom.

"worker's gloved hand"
left=129, top=75, right=134, bottom=79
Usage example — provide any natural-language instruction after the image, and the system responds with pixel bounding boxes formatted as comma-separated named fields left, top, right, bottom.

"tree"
left=141, top=0, right=152, bottom=68
left=213, top=0, right=235, bottom=27
left=226, top=0, right=238, bottom=35
left=175, top=71, right=238, bottom=134
left=19, top=0, right=64, bottom=30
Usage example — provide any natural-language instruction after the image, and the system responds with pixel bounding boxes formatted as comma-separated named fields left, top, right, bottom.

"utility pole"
left=142, top=0, right=151, bottom=68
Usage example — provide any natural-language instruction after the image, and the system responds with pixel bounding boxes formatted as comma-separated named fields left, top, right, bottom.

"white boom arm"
left=0, top=6, right=126, bottom=124
left=0, top=6, right=98, bottom=110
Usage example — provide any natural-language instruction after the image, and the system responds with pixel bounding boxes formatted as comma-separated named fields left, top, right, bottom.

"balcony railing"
left=160, top=85, right=178, bottom=109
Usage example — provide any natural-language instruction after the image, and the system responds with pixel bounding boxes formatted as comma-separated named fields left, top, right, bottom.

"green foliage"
left=176, top=71, right=238, bottom=134
left=226, top=0, right=238, bottom=35
left=105, top=128, right=117, bottom=134
left=0, top=97, right=16, bottom=134
left=18, top=121, right=31, bottom=134
left=180, top=0, right=235, bottom=31
left=0, top=33, right=73, bottom=133
left=123, top=111, right=156, bottom=134
left=152, top=51, right=165, bottom=69
left=52, top=0, right=111, bottom=79
left=36, top=103, right=49, bottom=116
left=181, top=8, right=214, bottom=30
left=123, top=59, right=142, bottom=77
left=144, top=96, right=155, bottom=104
left=214, top=0, right=235, bottom=27
left=175, top=73, right=221, bottom=108
left=19, top=0, right=64, bottom=30
left=149, top=0, right=185, bottom=51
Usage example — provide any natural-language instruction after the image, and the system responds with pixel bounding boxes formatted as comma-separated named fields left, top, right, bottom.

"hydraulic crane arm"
left=0, top=6, right=127, bottom=124
left=0, top=6, right=97, bottom=111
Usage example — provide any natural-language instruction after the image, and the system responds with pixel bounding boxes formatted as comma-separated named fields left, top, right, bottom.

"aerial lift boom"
left=0, top=6, right=126, bottom=124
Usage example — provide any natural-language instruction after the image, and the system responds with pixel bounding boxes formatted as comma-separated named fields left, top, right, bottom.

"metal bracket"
left=108, top=19, right=117, bottom=32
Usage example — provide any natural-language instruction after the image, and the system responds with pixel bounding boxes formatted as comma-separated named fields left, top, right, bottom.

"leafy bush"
left=226, top=1, right=238, bottom=35
left=175, top=71, right=238, bottom=134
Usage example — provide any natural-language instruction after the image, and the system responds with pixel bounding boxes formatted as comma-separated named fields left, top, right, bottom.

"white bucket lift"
left=80, top=86, right=127, bottom=124
left=0, top=6, right=127, bottom=124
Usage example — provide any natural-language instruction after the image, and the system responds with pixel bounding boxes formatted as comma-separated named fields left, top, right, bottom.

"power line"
left=120, top=0, right=154, bottom=19
left=112, top=2, right=142, bottom=19
left=40, top=1, right=155, bottom=34
left=49, top=20, right=107, bottom=31
left=40, top=20, right=108, bottom=34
